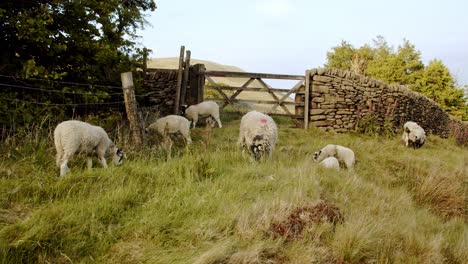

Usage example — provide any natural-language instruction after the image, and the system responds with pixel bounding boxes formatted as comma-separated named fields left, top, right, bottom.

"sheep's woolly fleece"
left=319, top=156, right=340, bottom=170
left=185, top=101, right=222, bottom=128
left=54, top=120, right=124, bottom=176
left=147, top=115, right=192, bottom=144
left=314, top=144, right=355, bottom=169
left=237, top=111, right=278, bottom=161
left=402, top=121, right=426, bottom=148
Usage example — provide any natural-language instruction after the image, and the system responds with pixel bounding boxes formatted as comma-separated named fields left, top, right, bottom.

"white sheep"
left=313, top=144, right=355, bottom=169
left=146, top=115, right=192, bottom=146
left=237, top=111, right=278, bottom=161
left=319, top=157, right=340, bottom=170
left=182, top=101, right=222, bottom=128
left=402, top=121, right=426, bottom=148
left=54, top=120, right=125, bottom=177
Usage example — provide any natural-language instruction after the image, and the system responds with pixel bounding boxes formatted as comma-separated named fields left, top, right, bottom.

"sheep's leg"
left=179, top=128, right=192, bottom=145
left=162, top=137, right=173, bottom=160
left=56, top=148, right=63, bottom=168
left=98, top=156, right=108, bottom=168
left=192, top=115, right=198, bottom=128
left=59, top=152, right=72, bottom=176
left=60, top=161, right=69, bottom=177
left=87, top=157, right=93, bottom=169
left=214, top=115, right=222, bottom=128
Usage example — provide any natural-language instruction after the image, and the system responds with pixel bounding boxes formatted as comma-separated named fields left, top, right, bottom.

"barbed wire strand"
left=0, top=74, right=124, bottom=90
left=0, top=97, right=125, bottom=106
left=0, top=83, right=125, bottom=96
left=0, top=82, right=149, bottom=98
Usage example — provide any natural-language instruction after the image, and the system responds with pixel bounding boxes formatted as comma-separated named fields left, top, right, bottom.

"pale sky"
left=138, top=0, right=468, bottom=87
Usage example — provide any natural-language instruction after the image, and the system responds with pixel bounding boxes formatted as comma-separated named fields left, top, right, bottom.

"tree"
left=364, top=38, right=424, bottom=85
left=0, top=0, right=156, bottom=126
left=0, top=0, right=156, bottom=83
left=325, top=37, right=467, bottom=120
left=413, top=60, right=467, bottom=118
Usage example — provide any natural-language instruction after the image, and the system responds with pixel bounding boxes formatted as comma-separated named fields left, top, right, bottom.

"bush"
left=449, top=122, right=468, bottom=147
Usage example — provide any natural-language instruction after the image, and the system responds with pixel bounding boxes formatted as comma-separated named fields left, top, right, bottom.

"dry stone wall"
left=304, top=68, right=461, bottom=138
left=139, top=69, right=178, bottom=116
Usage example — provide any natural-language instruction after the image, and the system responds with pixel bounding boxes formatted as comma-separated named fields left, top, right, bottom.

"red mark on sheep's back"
left=260, top=118, right=268, bottom=124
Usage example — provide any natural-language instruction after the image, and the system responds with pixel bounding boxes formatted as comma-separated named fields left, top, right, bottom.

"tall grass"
left=0, top=115, right=466, bottom=263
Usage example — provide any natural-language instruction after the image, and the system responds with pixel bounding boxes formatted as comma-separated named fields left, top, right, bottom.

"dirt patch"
left=268, top=200, right=344, bottom=241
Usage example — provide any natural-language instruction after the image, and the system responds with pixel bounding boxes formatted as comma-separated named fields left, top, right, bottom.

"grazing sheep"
left=319, top=157, right=340, bottom=170
left=237, top=111, right=278, bottom=161
left=182, top=101, right=222, bottom=128
left=54, top=120, right=125, bottom=177
left=313, top=144, right=355, bottom=169
left=402, top=121, right=426, bottom=149
left=146, top=115, right=192, bottom=146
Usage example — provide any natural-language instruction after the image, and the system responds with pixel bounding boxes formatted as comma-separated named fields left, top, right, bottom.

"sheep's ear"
left=180, top=105, right=188, bottom=115
left=116, top=148, right=126, bottom=162
left=116, top=148, right=125, bottom=157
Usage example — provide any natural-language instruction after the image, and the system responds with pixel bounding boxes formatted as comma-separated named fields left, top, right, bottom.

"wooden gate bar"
left=205, top=76, right=233, bottom=106
left=212, top=86, right=303, bottom=93
left=271, top=80, right=304, bottom=112
left=220, top=77, right=255, bottom=109
left=204, top=71, right=305, bottom=80
left=256, top=78, right=291, bottom=115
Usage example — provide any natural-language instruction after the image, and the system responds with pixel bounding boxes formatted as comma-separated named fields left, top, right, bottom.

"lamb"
left=182, top=101, right=222, bottom=128
left=54, top=120, right=125, bottom=177
left=146, top=115, right=192, bottom=146
left=237, top=111, right=278, bottom=161
left=319, top=157, right=340, bottom=170
left=313, top=144, right=355, bottom=169
left=402, top=121, right=426, bottom=149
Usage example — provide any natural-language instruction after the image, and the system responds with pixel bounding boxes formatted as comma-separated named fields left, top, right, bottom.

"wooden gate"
left=202, top=70, right=310, bottom=128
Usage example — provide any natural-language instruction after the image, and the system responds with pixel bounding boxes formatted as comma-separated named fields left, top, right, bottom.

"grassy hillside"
left=0, top=115, right=467, bottom=263
left=147, top=57, right=250, bottom=88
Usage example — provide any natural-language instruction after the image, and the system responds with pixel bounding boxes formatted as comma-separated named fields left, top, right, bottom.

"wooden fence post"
left=180, top=50, right=191, bottom=107
left=188, top=64, right=206, bottom=105
left=121, top=71, right=143, bottom=146
left=174, top=46, right=185, bottom=114
left=304, top=70, right=310, bottom=129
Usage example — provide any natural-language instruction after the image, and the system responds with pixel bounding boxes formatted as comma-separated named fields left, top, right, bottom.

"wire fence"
left=0, top=75, right=131, bottom=126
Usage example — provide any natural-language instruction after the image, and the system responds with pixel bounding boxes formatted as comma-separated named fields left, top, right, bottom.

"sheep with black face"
left=237, top=111, right=277, bottom=161
left=54, top=120, right=125, bottom=177
left=402, top=121, right=426, bottom=149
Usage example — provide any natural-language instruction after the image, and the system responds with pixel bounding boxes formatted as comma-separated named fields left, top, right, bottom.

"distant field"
left=0, top=114, right=466, bottom=263
left=148, top=58, right=297, bottom=114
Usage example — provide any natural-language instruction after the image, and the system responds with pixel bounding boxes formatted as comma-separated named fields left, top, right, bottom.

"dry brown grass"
left=268, top=200, right=344, bottom=241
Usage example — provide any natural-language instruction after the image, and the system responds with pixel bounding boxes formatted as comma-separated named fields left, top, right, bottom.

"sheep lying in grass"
left=313, top=144, right=355, bottom=169
left=319, top=157, right=340, bottom=170
left=238, top=111, right=278, bottom=161
left=146, top=115, right=192, bottom=149
left=54, top=120, right=125, bottom=177
left=402, top=121, right=426, bottom=149
left=182, top=101, right=222, bottom=128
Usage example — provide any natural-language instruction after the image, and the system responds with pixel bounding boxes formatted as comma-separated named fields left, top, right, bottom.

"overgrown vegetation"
left=0, top=1, right=156, bottom=126
left=0, top=115, right=466, bottom=263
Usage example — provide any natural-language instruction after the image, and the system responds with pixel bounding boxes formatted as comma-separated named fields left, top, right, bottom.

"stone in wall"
left=140, top=69, right=179, bottom=116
